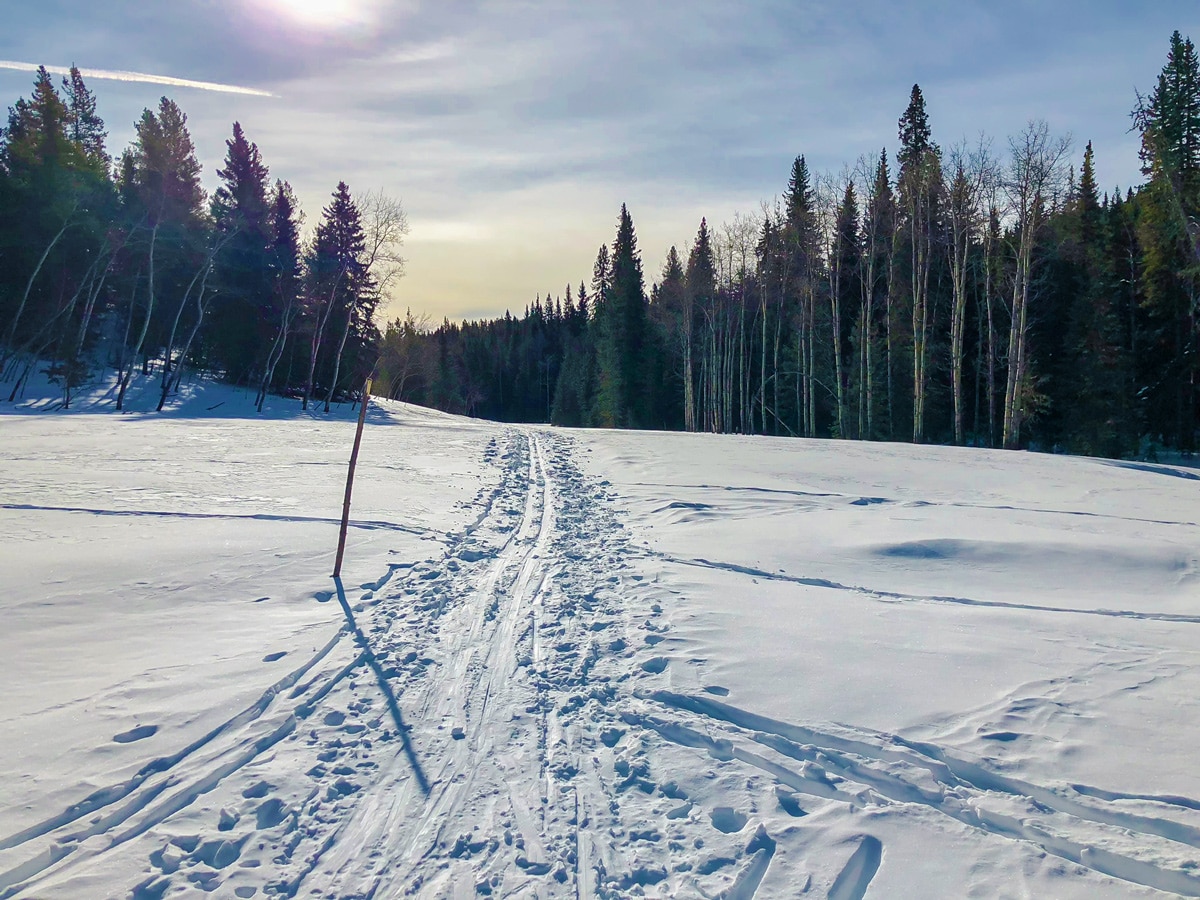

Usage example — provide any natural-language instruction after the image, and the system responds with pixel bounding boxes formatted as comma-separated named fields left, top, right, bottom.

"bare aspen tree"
left=945, top=137, right=995, bottom=444
left=116, top=222, right=160, bottom=411
left=358, top=188, right=410, bottom=296
left=856, top=150, right=895, bottom=441
left=983, top=206, right=1002, bottom=446
left=257, top=180, right=304, bottom=412
left=731, top=212, right=761, bottom=433
left=826, top=169, right=859, bottom=438
left=853, top=157, right=874, bottom=440
left=1001, top=121, right=1071, bottom=448
left=157, top=227, right=239, bottom=410
left=0, top=200, right=79, bottom=372
left=897, top=85, right=940, bottom=443
left=682, top=278, right=697, bottom=433
left=303, top=255, right=344, bottom=411
left=717, top=213, right=759, bottom=433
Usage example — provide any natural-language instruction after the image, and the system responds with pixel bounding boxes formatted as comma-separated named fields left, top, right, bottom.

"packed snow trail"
left=4, top=429, right=751, bottom=898
left=7, top=410, right=1200, bottom=898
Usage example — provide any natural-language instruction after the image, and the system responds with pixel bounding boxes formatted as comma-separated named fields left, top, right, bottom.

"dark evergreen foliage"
left=5, top=36, right=1200, bottom=459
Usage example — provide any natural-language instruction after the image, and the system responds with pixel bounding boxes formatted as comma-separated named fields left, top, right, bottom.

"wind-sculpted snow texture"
left=4, top=387, right=1200, bottom=897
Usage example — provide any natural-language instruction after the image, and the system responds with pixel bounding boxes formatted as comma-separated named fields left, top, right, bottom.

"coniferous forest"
left=4, top=33, right=1200, bottom=458
left=0, top=69, right=405, bottom=414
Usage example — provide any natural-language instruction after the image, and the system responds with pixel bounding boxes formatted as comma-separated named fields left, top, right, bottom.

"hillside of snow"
left=3, top=381, right=1200, bottom=898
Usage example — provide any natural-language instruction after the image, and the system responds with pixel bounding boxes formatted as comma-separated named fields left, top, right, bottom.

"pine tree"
left=132, top=98, right=205, bottom=225
left=1061, top=142, right=1132, bottom=456
left=210, top=122, right=272, bottom=384
left=61, top=66, right=107, bottom=171
left=0, top=66, right=113, bottom=398
left=0, top=69, right=88, bottom=360
left=1, top=66, right=74, bottom=180
left=1135, top=31, right=1200, bottom=190
left=255, top=179, right=303, bottom=409
left=784, top=155, right=820, bottom=435
left=1132, top=31, right=1200, bottom=448
left=591, top=243, right=611, bottom=306
left=592, top=205, right=648, bottom=427
left=896, top=84, right=941, bottom=442
left=304, top=181, right=375, bottom=411
left=109, top=98, right=208, bottom=409
left=860, top=149, right=895, bottom=439
left=1077, top=141, right=1102, bottom=244
left=687, top=221, right=716, bottom=430
left=651, top=245, right=689, bottom=430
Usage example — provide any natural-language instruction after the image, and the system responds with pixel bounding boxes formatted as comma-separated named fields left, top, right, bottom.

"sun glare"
left=255, top=0, right=379, bottom=32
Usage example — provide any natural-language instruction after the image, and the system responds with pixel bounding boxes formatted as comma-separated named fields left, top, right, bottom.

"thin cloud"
left=0, top=60, right=274, bottom=97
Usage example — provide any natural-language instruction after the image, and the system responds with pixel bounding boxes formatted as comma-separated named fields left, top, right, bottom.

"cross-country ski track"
left=5, top=390, right=1200, bottom=897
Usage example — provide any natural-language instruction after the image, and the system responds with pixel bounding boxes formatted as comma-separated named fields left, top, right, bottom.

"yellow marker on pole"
left=333, top=376, right=372, bottom=579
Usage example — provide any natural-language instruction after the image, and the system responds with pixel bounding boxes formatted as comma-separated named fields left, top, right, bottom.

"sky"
left=1, top=1, right=1196, bottom=323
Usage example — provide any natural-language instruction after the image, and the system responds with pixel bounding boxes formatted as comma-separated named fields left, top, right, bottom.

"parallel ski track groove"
left=641, top=689, right=1200, bottom=897
left=0, top=434, right=525, bottom=899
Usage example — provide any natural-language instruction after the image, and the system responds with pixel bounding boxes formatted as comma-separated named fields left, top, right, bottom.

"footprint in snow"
left=255, top=798, right=289, bottom=829
left=982, top=731, right=1022, bottom=742
left=242, top=781, right=272, bottom=799
left=113, top=724, right=157, bottom=743
left=775, top=787, right=807, bottom=817
left=710, top=807, right=749, bottom=834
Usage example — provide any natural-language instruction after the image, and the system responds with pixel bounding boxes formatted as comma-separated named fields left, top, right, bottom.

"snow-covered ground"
left=3, top=379, right=1200, bottom=899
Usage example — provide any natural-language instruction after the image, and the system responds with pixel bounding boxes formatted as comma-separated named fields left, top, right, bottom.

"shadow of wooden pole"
left=333, top=575, right=430, bottom=796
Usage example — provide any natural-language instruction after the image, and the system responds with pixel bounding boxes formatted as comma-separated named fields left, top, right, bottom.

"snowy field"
left=3, top=380, right=1200, bottom=898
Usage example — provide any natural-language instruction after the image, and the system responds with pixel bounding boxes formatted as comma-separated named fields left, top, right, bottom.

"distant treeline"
left=376, top=31, right=1200, bottom=457
left=0, top=67, right=405, bottom=411
left=3, top=35, right=1199, bottom=458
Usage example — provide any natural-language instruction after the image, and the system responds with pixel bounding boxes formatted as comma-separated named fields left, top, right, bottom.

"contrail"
left=0, top=60, right=274, bottom=97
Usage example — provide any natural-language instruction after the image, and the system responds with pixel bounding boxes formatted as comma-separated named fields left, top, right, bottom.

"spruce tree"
left=132, top=98, right=205, bottom=225
left=210, top=122, right=272, bottom=384
left=861, top=149, right=895, bottom=439
left=896, top=84, right=941, bottom=442
left=111, top=97, right=206, bottom=409
left=255, top=179, right=303, bottom=409
left=783, top=155, right=820, bottom=435
left=1133, top=31, right=1200, bottom=448
left=651, top=246, right=688, bottom=430
left=0, top=66, right=111, bottom=395
left=686, top=220, right=716, bottom=431
left=61, top=66, right=107, bottom=171
left=592, top=205, right=648, bottom=427
left=1061, top=142, right=1131, bottom=456
left=304, top=181, right=374, bottom=411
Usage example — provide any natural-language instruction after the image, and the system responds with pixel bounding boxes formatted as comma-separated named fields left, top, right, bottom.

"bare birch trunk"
left=118, top=223, right=160, bottom=412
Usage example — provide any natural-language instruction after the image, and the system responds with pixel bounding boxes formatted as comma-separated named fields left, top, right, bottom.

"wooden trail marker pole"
left=333, top=376, right=372, bottom=579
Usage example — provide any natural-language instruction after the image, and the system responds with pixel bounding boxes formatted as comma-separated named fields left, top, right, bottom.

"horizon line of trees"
left=4, top=35, right=1200, bottom=461
left=0, top=65, right=407, bottom=412
left=377, top=30, right=1200, bottom=458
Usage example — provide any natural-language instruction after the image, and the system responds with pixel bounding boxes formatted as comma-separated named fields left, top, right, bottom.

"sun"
left=254, top=0, right=379, bottom=32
